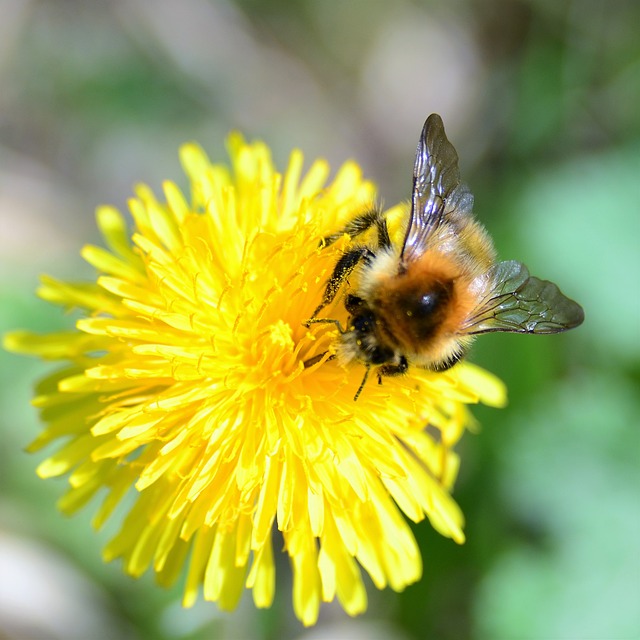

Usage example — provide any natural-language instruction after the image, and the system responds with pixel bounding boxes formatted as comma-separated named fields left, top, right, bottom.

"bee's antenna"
left=303, top=318, right=346, bottom=333
left=353, top=365, right=371, bottom=401
left=303, top=352, right=335, bottom=368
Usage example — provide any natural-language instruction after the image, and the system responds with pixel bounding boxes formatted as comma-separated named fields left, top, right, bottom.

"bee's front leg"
left=307, top=246, right=372, bottom=321
left=377, top=356, right=409, bottom=382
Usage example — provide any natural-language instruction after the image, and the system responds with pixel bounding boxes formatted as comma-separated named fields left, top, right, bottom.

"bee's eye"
left=345, top=294, right=365, bottom=314
left=351, top=312, right=374, bottom=334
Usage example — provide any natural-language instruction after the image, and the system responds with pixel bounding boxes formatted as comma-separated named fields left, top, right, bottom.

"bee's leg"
left=377, top=356, right=409, bottom=382
left=321, top=207, right=389, bottom=248
left=302, top=319, right=342, bottom=369
left=303, top=318, right=346, bottom=333
left=353, top=365, right=371, bottom=401
left=306, top=246, right=372, bottom=321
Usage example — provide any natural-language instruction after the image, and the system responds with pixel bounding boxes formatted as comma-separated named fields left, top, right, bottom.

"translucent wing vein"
left=465, top=261, right=585, bottom=334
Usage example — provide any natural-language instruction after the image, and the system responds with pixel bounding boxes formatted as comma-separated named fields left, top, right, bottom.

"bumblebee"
left=307, top=114, right=584, bottom=399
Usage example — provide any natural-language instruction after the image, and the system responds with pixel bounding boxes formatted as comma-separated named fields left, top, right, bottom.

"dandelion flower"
left=4, top=134, right=506, bottom=625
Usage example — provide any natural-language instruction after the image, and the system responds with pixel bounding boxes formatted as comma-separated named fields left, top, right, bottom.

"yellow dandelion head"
left=4, top=134, right=506, bottom=626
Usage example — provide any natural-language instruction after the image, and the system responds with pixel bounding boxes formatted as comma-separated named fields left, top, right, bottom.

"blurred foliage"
left=1, top=0, right=638, bottom=638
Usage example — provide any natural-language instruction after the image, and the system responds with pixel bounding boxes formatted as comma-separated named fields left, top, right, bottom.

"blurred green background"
left=1, top=0, right=638, bottom=638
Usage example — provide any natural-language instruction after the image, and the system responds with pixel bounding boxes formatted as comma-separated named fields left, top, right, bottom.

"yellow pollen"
left=268, top=320, right=294, bottom=349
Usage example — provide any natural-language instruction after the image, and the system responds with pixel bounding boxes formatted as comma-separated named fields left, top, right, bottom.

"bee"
left=306, top=114, right=584, bottom=399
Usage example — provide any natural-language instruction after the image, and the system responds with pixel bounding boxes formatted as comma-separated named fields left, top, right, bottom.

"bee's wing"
left=400, top=114, right=474, bottom=262
left=464, top=261, right=585, bottom=334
